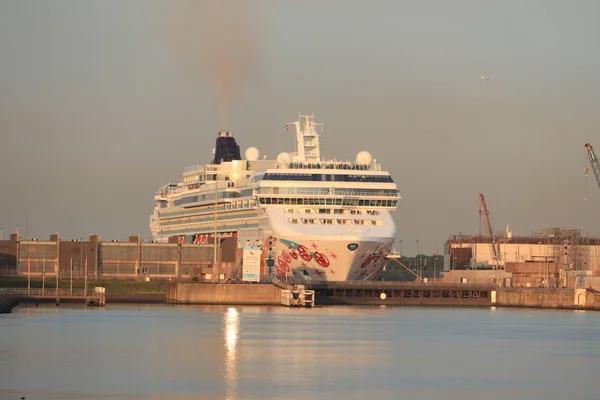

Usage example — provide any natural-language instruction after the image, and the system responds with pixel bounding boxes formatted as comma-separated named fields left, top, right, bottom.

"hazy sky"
left=2, top=0, right=600, bottom=255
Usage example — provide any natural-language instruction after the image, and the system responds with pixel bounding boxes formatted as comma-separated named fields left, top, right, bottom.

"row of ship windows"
left=159, top=200, right=257, bottom=219
left=285, top=208, right=380, bottom=215
left=262, top=173, right=393, bottom=182
left=258, top=197, right=398, bottom=207
left=159, top=223, right=260, bottom=235
left=256, top=187, right=398, bottom=197
left=173, top=189, right=254, bottom=206
left=160, top=212, right=257, bottom=226
left=289, top=218, right=383, bottom=226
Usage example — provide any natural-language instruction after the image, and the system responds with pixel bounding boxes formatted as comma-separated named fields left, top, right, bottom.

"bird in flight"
left=480, top=75, right=491, bottom=82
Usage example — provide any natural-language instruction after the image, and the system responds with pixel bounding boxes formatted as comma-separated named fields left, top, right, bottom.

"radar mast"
left=286, top=114, right=323, bottom=163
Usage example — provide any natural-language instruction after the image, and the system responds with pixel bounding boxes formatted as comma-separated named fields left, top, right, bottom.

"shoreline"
left=106, top=294, right=166, bottom=303
left=4, top=278, right=600, bottom=311
left=9, top=297, right=600, bottom=311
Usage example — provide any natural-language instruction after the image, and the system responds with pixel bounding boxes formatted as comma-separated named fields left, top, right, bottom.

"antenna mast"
left=287, top=113, right=323, bottom=163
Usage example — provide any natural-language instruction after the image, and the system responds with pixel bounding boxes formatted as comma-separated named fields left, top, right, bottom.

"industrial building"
left=0, top=233, right=240, bottom=282
left=445, top=227, right=600, bottom=288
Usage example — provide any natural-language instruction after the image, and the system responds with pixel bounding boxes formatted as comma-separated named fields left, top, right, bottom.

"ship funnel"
left=213, top=131, right=241, bottom=164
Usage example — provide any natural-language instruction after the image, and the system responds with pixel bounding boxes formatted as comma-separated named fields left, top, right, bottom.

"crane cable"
left=585, top=167, right=588, bottom=200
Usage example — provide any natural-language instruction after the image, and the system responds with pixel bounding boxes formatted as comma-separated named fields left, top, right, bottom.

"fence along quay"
left=0, top=287, right=106, bottom=307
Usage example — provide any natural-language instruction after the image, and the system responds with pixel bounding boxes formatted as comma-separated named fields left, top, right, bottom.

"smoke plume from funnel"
left=163, top=0, right=257, bottom=130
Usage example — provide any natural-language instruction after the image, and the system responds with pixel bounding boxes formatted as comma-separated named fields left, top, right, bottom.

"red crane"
left=479, top=193, right=501, bottom=269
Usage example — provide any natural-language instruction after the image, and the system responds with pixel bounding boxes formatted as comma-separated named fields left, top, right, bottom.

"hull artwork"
left=262, top=236, right=393, bottom=281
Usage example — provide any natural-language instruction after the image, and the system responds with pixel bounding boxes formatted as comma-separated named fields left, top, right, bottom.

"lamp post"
left=56, top=262, right=59, bottom=296
left=416, top=239, right=420, bottom=278
left=95, top=238, right=99, bottom=280
left=214, top=176, right=218, bottom=283
left=70, top=258, right=73, bottom=295
left=84, top=245, right=88, bottom=295
left=433, top=251, right=437, bottom=282
left=546, top=237, right=550, bottom=287
left=27, top=258, right=30, bottom=295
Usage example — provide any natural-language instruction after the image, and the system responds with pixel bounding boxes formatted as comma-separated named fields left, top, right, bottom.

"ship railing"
left=287, top=162, right=381, bottom=171
left=335, top=190, right=399, bottom=198
left=256, top=188, right=399, bottom=198
left=0, top=288, right=101, bottom=297
left=303, top=281, right=498, bottom=289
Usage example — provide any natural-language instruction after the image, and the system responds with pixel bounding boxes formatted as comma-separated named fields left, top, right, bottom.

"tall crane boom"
left=585, top=143, right=600, bottom=190
left=479, top=193, right=501, bottom=269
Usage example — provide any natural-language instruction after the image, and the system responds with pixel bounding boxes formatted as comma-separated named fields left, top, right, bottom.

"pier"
left=0, top=288, right=106, bottom=307
left=272, top=278, right=315, bottom=307
left=165, top=281, right=495, bottom=307
left=302, top=281, right=497, bottom=306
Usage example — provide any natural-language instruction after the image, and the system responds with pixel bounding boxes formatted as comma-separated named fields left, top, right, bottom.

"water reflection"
left=2, top=305, right=599, bottom=400
left=223, top=307, right=240, bottom=400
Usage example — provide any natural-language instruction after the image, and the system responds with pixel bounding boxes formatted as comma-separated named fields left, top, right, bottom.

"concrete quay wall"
left=165, top=283, right=600, bottom=310
left=496, top=288, right=600, bottom=310
left=166, top=283, right=282, bottom=305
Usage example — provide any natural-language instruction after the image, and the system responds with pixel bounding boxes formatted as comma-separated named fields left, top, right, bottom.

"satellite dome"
left=245, top=147, right=259, bottom=161
left=277, top=152, right=292, bottom=164
left=356, top=151, right=373, bottom=166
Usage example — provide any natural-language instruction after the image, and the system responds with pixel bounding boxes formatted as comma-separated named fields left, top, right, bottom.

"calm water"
left=0, top=304, right=599, bottom=400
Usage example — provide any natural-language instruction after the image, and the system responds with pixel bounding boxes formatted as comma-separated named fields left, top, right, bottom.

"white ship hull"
left=259, top=235, right=394, bottom=282
left=239, top=207, right=396, bottom=282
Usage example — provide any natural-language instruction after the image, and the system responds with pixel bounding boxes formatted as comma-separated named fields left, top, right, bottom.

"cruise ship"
left=149, top=114, right=400, bottom=281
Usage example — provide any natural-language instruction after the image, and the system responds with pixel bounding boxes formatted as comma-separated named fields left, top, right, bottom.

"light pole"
left=27, top=258, right=30, bottom=294
left=416, top=239, right=420, bottom=278
left=70, top=258, right=73, bottom=295
left=95, top=238, right=99, bottom=280
left=545, top=238, right=550, bottom=287
left=56, top=262, right=59, bottom=295
left=84, top=244, right=88, bottom=295
left=79, top=239, right=83, bottom=279
left=433, top=251, right=436, bottom=282
left=214, top=177, right=219, bottom=283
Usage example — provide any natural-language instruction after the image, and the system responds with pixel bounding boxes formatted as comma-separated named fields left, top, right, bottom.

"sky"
left=1, top=0, right=600, bottom=255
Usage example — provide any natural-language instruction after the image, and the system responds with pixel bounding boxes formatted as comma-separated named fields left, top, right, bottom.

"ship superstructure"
left=150, top=114, right=401, bottom=281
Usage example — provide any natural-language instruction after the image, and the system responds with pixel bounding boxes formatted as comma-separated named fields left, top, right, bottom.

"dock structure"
left=0, top=296, right=19, bottom=313
left=280, top=287, right=315, bottom=307
left=0, top=288, right=106, bottom=307
left=302, top=281, right=497, bottom=306
left=272, top=278, right=315, bottom=307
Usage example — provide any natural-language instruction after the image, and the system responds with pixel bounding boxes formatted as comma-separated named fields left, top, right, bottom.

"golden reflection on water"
left=223, top=307, right=240, bottom=400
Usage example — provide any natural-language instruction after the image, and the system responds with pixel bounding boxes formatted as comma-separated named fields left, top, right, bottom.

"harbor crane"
left=585, top=143, right=600, bottom=191
left=479, top=193, right=502, bottom=269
